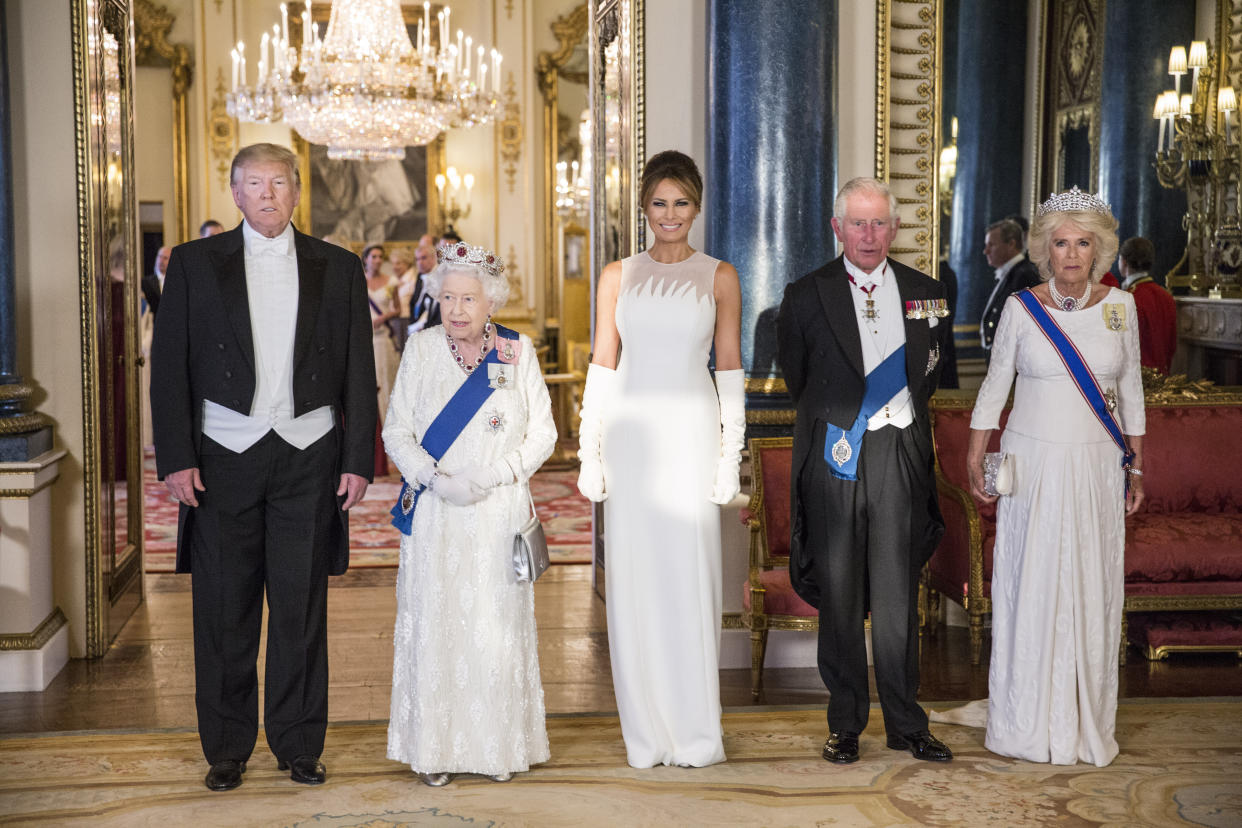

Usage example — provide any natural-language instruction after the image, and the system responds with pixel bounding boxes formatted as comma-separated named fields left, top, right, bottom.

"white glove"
left=710, top=369, right=746, bottom=505
left=576, top=363, right=616, bottom=503
left=452, top=458, right=515, bottom=493
left=432, top=473, right=486, bottom=507
left=414, top=460, right=439, bottom=488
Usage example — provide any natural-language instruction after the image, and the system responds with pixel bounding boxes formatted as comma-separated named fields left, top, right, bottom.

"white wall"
left=7, top=0, right=89, bottom=657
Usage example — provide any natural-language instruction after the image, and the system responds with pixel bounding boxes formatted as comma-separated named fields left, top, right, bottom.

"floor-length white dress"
left=971, top=288, right=1144, bottom=766
left=384, top=328, right=556, bottom=776
left=602, top=249, right=726, bottom=768
left=370, top=278, right=400, bottom=426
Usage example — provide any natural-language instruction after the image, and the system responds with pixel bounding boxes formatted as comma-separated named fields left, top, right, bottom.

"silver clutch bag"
left=513, top=488, right=550, bottom=583
left=982, top=452, right=1014, bottom=497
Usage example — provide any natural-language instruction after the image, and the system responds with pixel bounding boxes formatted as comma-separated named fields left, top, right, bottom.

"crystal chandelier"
left=227, top=0, right=502, bottom=161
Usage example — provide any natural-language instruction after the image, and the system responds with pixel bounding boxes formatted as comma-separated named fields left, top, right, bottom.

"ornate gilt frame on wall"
left=133, top=0, right=192, bottom=243
left=1042, top=0, right=1104, bottom=197
left=72, top=0, right=145, bottom=657
left=874, top=0, right=943, bottom=275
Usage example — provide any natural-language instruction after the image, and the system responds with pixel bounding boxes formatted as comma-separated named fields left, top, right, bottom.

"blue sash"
left=823, top=344, right=907, bottom=481
left=389, top=323, right=518, bottom=535
left=1013, top=290, right=1134, bottom=477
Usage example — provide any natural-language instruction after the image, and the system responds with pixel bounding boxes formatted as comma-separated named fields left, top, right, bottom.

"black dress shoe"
left=821, top=731, right=861, bottom=764
left=278, top=754, right=326, bottom=785
left=887, top=730, right=953, bottom=762
left=204, top=759, right=246, bottom=791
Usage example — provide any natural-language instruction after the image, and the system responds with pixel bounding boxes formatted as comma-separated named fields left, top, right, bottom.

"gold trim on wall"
left=134, top=0, right=193, bottom=244
left=875, top=0, right=942, bottom=274
left=208, top=67, right=236, bottom=192
left=0, top=609, right=68, bottom=652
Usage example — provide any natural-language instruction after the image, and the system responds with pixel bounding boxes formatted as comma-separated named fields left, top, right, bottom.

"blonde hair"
left=389, top=246, right=414, bottom=266
left=230, top=143, right=300, bottom=187
left=1028, top=209, right=1119, bottom=283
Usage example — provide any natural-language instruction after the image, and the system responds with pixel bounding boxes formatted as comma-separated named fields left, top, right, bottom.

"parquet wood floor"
left=2, top=565, right=1239, bottom=735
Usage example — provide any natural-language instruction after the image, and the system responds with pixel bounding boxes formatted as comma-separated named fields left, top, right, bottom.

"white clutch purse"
left=982, top=452, right=1014, bottom=497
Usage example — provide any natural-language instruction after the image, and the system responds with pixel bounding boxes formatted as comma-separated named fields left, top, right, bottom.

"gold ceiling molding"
left=874, top=0, right=941, bottom=275
left=500, top=71, right=521, bottom=194
left=209, top=67, right=236, bottom=191
left=133, top=0, right=193, bottom=243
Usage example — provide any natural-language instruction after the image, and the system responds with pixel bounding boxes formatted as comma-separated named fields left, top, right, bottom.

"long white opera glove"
left=576, top=363, right=616, bottom=502
left=710, top=369, right=746, bottom=505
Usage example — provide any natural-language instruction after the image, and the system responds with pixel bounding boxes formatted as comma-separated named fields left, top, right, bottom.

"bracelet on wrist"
left=1125, top=466, right=1143, bottom=477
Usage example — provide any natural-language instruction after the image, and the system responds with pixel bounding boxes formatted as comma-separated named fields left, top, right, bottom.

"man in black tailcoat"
left=151, top=142, right=376, bottom=791
left=777, top=177, right=952, bottom=765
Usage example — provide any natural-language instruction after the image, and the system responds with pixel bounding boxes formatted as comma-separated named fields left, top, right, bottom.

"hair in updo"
left=1028, top=209, right=1119, bottom=283
left=639, top=150, right=703, bottom=210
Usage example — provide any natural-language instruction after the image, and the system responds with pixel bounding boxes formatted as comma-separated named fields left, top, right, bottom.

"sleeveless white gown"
left=602, top=250, right=726, bottom=768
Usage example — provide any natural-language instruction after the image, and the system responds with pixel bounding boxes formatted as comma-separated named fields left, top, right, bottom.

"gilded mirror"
left=539, top=3, right=590, bottom=371
left=75, top=0, right=145, bottom=656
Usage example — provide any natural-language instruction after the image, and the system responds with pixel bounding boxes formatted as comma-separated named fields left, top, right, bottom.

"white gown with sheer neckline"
left=602, top=249, right=726, bottom=768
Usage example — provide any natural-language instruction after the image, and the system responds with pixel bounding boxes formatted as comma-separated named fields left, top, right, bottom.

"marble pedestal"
left=0, top=448, right=68, bottom=692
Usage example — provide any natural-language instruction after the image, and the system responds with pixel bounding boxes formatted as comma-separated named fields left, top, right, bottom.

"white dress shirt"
left=843, top=258, right=914, bottom=431
left=202, top=220, right=334, bottom=453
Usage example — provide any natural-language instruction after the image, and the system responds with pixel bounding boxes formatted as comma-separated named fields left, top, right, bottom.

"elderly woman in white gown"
left=383, top=242, right=556, bottom=786
left=963, top=188, right=1145, bottom=767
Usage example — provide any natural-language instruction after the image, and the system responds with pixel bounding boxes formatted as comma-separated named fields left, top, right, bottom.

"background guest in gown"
left=383, top=243, right=555, bottom=787
left=576, top=150, right=744, bottom=768
left=389, top=246, right=416, bottom=352
left=1117, top=236, right=1177, bottom=374
left=966, top=188, right=1144, bottom=767
left=777, top=176, right=952, bottom=766
left=363, top=243, right=400, bottom=428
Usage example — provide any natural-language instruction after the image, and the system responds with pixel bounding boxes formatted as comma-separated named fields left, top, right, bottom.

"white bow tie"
left=250, top=236, right=290, bottom=257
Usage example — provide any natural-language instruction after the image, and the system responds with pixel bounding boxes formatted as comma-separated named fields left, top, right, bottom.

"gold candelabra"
left=1153, top=40, right=1242, bottom=296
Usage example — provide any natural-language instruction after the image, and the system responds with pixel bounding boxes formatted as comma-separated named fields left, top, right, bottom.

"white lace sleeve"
left=503, top=334, right=557, bottom=482
left=1117, top=291, right=1146, bottom=436
left=382, top=336, right=436, bottom=480
left=970, top=295, right=1020, bottom=430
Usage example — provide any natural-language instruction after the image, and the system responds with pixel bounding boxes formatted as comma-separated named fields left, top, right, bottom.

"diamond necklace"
left=447, top=321, right=493, bottom=373
left=1049, top=278, right=1091, bottom=311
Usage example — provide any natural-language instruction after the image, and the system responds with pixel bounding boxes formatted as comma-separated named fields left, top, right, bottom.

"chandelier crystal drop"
left=227, top=0, right=502, bottom=161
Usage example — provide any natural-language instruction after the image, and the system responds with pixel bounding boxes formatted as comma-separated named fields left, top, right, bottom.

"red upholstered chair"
left=740, top=437, right=818, bottom=700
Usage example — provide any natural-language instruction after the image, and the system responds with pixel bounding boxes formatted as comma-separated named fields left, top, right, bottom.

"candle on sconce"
left=259, top=32, right=269, bottom=83
left=280, top=4, right=289, bottom=48
left=1169, top=45, right=1187, bottom=96
left=272, top=25, right=282, bottom=74
left=464, top=36, right=472, bottom=78
left=1188, top=40, right=1208, bottom=90
left=457, top=31, right=464, bottom=75
left=238, top=41, right=246, bottom=91
left=478, top=62, right=487, bottom=93
left=1220, top=86, right=1237, bottom=144
left=435, top=172, right=446, bottom=200
left=424, top=2, right=431, bottom=48
left=302, top=9, right=311, bottom=49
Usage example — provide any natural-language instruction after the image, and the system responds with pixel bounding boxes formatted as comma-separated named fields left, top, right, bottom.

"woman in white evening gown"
left=364, top=244, right=401, bottom=426
left=383, top=243, right=556, bottom=786
left=576, top=150, right=745, bottom=768
left=966, top=189, right=1145, bottom=767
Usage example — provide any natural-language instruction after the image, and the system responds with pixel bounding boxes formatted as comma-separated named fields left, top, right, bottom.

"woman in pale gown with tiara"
left=961, top=188, right=1145, bottom=767
left=576, top=150, right=745, bottom=768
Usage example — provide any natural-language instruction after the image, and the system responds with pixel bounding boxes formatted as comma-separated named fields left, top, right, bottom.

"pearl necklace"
left=1049, top=278, right=1091, bottom=311
left=446, top=321, right=492, bottom=373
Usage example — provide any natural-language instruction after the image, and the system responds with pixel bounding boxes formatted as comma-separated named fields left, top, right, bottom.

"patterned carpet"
left=2, top=702, right=1239, bottom=826
left=133, top=451, right=591, bottom=572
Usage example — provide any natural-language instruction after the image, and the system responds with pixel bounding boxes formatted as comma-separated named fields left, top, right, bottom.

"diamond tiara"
left=436, top=241, right=505, bottom=278
left=1037, top=186, right=1113, bottom=218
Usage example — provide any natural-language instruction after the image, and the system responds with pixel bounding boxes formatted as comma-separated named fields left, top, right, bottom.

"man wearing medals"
left=777, top=177, right=952, bottom=766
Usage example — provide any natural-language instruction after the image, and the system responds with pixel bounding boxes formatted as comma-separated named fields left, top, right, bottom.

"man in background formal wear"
left=141, top=245, right=170, bottom=318
left=151, top=143, right=377, bottom=792
left=777, top=177, right=952, bottom=766
left=1118, top=236, right=1177, bottom=373
left=407, top=242, right=442, bottom=332
left=979, top=219, right=1041, bottom=358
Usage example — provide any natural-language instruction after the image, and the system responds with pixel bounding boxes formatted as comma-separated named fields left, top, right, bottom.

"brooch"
left=1103, top=303, right=1126, bottom=331
left=831, top=434, right=852, bottom=467
left=496, top=336, right=522, bottom=364
left=926, top=343, right=940, bottom=376
left=905, top=298, right=950, bottom=320
left=485, top=410, right=505, bottom=433
left=488, top=363, right=514, bottom=390
left=1104, top=389, right=1118, bottom=412
left=400, top=484, right=416, bottom=515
